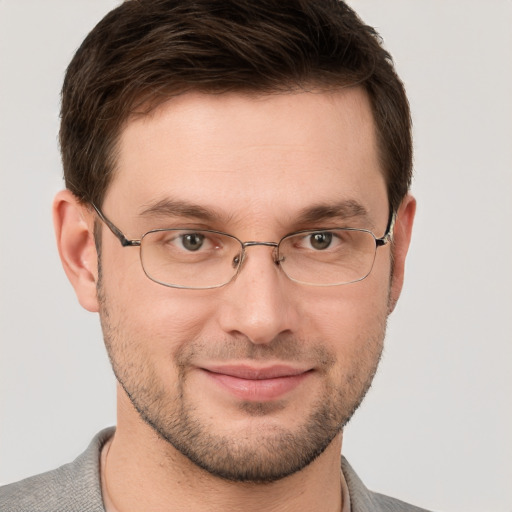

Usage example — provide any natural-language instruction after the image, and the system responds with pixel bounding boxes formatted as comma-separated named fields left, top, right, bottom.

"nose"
left=217, top=245, right=300, bottom=345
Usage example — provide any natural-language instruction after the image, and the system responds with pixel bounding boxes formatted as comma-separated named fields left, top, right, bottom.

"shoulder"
left=341, top=457, right=433, bottom=512
left=368, top=491, right=432, bottom=512
left=0, top=427, right=114, bottom=512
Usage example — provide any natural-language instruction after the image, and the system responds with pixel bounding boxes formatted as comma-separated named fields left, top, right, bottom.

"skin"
left=54, top=88, right=415, bottom=512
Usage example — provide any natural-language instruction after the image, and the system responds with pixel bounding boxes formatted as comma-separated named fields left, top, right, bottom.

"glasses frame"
left=91, top=203, right=396, bottom=289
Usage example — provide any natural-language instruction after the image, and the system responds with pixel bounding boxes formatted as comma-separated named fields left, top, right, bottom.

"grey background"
left=1, top=1, right=511, bottom=510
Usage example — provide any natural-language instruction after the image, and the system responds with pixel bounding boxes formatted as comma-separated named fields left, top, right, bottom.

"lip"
left=200, top=364, right=313, bottom=401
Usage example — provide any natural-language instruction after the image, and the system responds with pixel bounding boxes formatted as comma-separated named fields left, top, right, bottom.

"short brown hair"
left=60, top=0, right=412, bottom=213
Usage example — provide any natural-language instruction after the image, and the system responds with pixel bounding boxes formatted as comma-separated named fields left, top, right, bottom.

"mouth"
left=200, top=364, right=314, bottom=401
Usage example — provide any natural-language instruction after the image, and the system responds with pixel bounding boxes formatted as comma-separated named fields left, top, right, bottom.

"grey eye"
left=181, top=233, right=205, bottom=251
left=309, top=232, right=333, bottom=250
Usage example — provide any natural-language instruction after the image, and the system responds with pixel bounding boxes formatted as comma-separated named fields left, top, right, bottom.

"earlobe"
left=388, top=194, right=416, bottom=314
left=53, top=190, right=100, bottom=312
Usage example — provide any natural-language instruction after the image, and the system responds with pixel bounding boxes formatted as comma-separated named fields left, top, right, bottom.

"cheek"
left=300, top=266, right=390, bottom=358
left=101, top=249, right=218, bottom=355
left=304, top=270, right=390, bottom=329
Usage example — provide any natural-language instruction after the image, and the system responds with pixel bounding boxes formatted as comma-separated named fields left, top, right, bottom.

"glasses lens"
left=278, top=228, right=377, bottom=286
left=140, top=229, right=242, bottom=289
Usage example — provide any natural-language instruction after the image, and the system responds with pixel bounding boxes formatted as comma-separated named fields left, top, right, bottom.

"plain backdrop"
left=1, top=1, right=511, bottom=511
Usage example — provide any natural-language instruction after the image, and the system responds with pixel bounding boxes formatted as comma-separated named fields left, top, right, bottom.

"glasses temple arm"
left=91, top=203, right=140, bottom=247
left=375, top=210, right=396, bottom=247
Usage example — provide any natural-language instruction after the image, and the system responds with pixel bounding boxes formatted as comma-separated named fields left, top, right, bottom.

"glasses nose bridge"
left=239, top=240, right=280, bottom=266
left=242, top=241, right=279, bottom=249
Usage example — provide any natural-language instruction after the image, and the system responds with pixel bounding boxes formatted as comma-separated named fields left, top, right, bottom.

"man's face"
left=97, top=89, right=395, bottom=482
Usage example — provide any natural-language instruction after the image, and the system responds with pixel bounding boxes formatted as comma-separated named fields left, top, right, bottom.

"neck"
left=103, top=403, right=344, bottom=512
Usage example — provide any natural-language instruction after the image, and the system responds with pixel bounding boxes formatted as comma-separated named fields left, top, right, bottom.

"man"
left=0, top=0, right=425, bottom=510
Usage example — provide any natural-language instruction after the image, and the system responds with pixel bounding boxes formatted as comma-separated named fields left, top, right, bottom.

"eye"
left=308, top=232, right=333, bottom=250
left=180, top=233, right=205, bottom=251
left=147, top=229, right=230, bottom=261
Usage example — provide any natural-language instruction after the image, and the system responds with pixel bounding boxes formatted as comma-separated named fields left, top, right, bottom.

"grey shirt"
left=0, top=428, right=431, bottom=512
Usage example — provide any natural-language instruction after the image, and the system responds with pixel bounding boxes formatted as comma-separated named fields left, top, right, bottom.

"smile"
left=200, top=364, right=313, bottom=401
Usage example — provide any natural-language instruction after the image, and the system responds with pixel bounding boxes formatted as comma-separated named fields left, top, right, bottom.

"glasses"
left=92, top=204, right=395, bottom=289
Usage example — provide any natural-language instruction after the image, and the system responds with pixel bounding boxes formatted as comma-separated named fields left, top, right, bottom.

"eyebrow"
left=295, top=200, right=373, bottom=227
left=138, top=197, right=373, bottom=228
left=139, top=198, right=223, bottom=222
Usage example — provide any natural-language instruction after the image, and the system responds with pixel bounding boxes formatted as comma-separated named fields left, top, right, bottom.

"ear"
left=53, top=190, right=99, bottom=312
left=388, top=194, right=416, bottom=314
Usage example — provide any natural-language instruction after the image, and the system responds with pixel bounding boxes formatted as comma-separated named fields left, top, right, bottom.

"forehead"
left=108, top=89, right=387, bottom=229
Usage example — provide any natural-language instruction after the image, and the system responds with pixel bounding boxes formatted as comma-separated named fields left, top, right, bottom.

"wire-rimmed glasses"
left=92, top=204, right=395, bottom=289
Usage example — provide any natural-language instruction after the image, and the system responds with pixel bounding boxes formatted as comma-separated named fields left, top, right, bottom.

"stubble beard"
left=97, top=276, right=386, bottom=483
